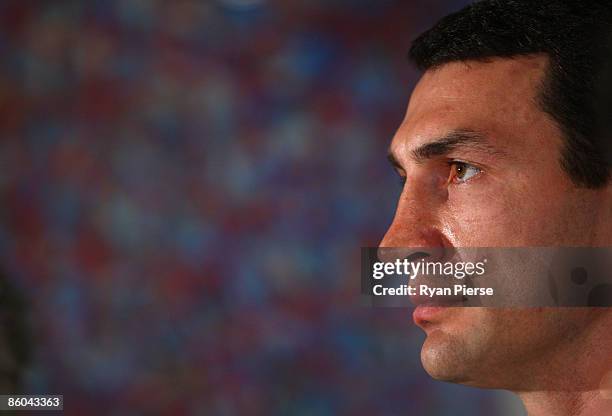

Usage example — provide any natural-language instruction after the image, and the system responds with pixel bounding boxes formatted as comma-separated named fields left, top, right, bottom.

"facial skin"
left=380, top=56, right=612, bottom=414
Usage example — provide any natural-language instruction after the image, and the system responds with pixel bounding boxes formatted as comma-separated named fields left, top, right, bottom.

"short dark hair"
left=409, top=0, right=612, bottom=188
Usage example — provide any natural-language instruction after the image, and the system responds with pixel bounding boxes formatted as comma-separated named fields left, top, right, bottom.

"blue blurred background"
left=0, top=0, right=524, bottom=414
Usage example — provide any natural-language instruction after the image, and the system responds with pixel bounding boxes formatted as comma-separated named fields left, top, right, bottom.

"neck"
left=518, top=390, right=611, bottom=416
left=512, top=310, right=612, bottom=416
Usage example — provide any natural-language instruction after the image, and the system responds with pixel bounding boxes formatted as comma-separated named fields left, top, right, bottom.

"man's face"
left=381, top=56, right=612, bottom=389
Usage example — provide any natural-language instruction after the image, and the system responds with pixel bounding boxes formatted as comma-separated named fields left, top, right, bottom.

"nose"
left=378, top=183, right=460, bottom=306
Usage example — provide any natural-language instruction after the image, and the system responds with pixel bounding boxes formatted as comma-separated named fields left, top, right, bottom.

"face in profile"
left=380, top=56, right=612, bottom=390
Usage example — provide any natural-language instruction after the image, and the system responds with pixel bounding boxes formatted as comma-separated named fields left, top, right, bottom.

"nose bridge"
left=380, top=184, right=445, bottom=249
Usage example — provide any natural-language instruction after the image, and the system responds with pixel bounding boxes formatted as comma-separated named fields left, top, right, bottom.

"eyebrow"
left=388, top=129, right=505, bottom=169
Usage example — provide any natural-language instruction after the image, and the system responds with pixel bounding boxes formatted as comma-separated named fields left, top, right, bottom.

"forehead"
left=393, top=56, right=560, bottom=156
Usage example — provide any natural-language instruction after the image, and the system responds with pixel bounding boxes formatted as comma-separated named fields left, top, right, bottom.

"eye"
left=449, top=161, right=481, bottom=184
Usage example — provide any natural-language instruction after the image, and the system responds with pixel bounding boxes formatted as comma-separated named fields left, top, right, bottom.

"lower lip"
left=413, top=305, right=446, bottom=324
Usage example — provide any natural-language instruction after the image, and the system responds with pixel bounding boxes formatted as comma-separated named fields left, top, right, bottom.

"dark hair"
left=409, top=0, right=612, bottom=188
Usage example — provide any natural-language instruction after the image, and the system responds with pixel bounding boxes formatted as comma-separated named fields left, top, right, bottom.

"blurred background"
left=0, top=0, right=524, bottom=414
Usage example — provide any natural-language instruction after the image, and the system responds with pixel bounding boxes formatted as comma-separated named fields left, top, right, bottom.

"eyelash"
left=447, top=160, right=482, bottom=184
left=396, top=160, right=482, bottom=188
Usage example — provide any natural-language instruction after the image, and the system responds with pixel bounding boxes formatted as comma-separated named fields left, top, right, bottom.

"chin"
left=419, top=330, right=478, bottom=386
left=420, top=336, right=509, bottom=389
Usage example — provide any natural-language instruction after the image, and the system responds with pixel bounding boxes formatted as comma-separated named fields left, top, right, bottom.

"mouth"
left=412, top=305, right=446, bottom=328
left=412, top=300, right=465, bottom=330
left=408, top=280, right=469, bottom=330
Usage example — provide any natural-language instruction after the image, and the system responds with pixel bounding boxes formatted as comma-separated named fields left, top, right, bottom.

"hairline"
left=415, top=53, right=575, bottom=177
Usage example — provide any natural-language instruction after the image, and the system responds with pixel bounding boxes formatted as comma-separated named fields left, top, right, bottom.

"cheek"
left=448, top=310, right=553, bottom=364
left=443, top=185, right=525, bottom=246
left=443, top=181, right=573, bottom=246
left=600, top=370, right=612, bottom=399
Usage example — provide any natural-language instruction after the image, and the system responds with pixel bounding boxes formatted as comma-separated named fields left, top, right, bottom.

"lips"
left=412, top=305, right=448, bottom=329
left=411, top=297, right=466, bottom=330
